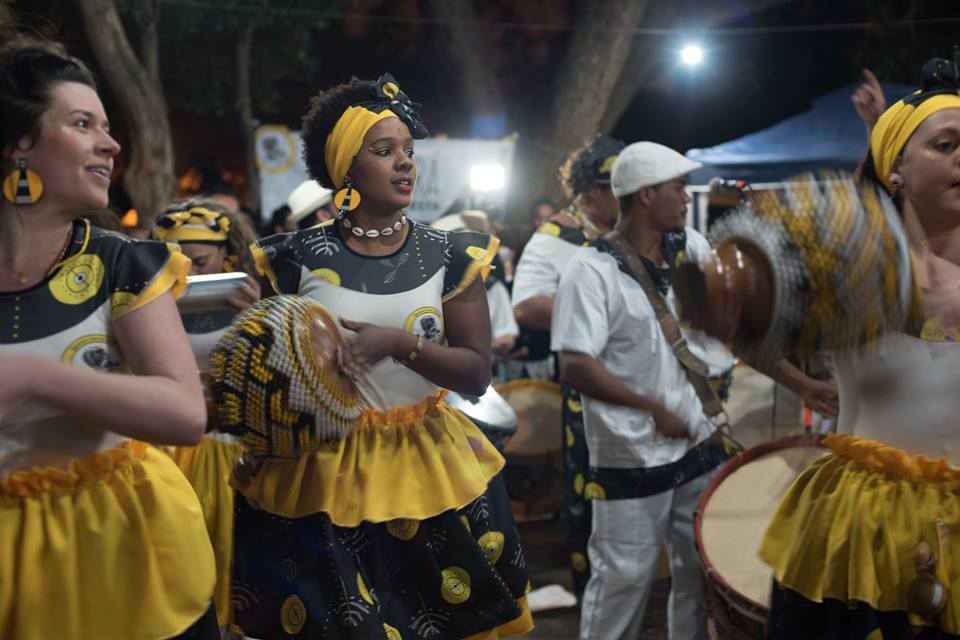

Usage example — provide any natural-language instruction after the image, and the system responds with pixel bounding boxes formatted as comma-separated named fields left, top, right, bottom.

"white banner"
left=256, top=125, right=514, bottom=223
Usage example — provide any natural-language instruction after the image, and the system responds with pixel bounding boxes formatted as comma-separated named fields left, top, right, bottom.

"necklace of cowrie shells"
left=338, top=213, right=407, bottom=238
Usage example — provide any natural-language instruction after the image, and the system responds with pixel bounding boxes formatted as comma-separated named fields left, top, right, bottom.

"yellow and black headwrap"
left=153, top=206, right=231, bottom=243
left=324, top=73, right=428, bottom=189
left=871, top=51, right=960, bottom=193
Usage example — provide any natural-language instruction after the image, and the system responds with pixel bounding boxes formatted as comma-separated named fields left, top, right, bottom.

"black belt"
left=586, top=432, right=736, bottom=500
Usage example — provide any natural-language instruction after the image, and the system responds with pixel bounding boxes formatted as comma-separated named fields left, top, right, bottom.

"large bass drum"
left=495, top=379, right=565, bottom=518
left=694, top=436, right=828, bottom=639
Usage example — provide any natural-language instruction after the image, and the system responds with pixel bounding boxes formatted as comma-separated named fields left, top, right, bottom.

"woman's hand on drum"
left=651, top=404, right=691, bottom=440
left=227, top=276, right=261, bottom=311
left=799, top=377, right=839, bottom=418
left=338, top=317, right=409, bottom=380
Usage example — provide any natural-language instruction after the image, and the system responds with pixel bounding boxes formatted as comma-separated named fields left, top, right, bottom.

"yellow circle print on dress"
left=478, top=531, right=505, bottom=564
left=311, top=267, right=341, bottom=286
left=384, top=623, right=403, bottom=640
left=357, top=572, right=374, bottom=605
left=386, top=518, right=420, bottom=541
left=571, top=552, right=588, bottom=573
left=440, top=567, right=471, bottom=604
left=573, top=473, right=585, bottom=496
left=49, top=254, right=105, bottom=305
left=565, top=424, right=575, bottom=448
left=583, top=482, right=606, bottom=500
left=566, top=396, right=582, bottom=413
left=280, top=594, right=307, bottom=634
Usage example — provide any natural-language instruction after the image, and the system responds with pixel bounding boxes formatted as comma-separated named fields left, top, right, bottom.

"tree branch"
left=76, top=0, right=176, bottom=228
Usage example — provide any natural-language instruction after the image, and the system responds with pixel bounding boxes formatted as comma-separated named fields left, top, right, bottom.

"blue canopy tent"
left=685, top=82, right=916, bottom=185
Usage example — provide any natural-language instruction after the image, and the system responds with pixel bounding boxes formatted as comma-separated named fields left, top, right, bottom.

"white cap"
left=288, top=180, right=333, bottom=222
left=430, top=210, right=491, bottom=233
left=611, top=142, right=702, bottom=198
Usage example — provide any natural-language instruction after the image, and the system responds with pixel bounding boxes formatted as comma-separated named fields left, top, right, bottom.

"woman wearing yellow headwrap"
left=151, top=198, right=261, bottom=629
left=759, top=52, right=960, bottom=639
left=230, top=74, right=533, bottom=640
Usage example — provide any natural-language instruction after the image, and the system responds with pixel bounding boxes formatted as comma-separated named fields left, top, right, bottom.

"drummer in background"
left=553, top=141, right=839, bottom=640
left=287, top=177, right=336, bottom=229
left=511, top=134, right=623, bottom=599
left=151, top=199, right=260, bottom=630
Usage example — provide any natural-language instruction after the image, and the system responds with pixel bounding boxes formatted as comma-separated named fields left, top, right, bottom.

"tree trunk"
left=139, top=0, right=162, bottom=92
left=0, top=4, right=16, bottom=42
left=517, top=0, right=650, bottom=214
left=427, top=0, right=504, bottom=136
left=76, top=0, right=176, bottom=229
left=236, top=22, right=258, bottom=214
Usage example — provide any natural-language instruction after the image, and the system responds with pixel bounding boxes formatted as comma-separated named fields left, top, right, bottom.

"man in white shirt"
left=512, top=135, right=624, bottom=598
left=552, top=142, right=729, bottom=640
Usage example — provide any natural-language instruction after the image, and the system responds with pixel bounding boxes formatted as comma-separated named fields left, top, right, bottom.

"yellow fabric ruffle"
left=116, top=248, right=191, bottom=319
left=169, top=434, right=246, bottom=626
left=463, top=596, right=534, bottom=639
left=0, top=441, right=216, bottom=640
left=442, top=235, right=501, bottom=302
left=759, top=433, right=960, bottom=633
left=233, top=399, right=505, bottom=525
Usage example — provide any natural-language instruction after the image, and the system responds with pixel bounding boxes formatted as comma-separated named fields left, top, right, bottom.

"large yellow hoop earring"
left=2, top=159, right=44, bottom=204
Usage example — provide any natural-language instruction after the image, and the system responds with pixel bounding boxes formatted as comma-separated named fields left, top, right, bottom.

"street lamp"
left=680, top=43, right=704, bottom=67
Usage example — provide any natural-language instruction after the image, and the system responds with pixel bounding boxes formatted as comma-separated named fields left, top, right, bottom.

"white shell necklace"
left=338, top=213, right=407, bottom=238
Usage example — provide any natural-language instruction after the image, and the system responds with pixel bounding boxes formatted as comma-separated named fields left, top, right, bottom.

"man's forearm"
left=513, top=296, right=554, bottom=331
left=558, top=350, right=659, bottom=412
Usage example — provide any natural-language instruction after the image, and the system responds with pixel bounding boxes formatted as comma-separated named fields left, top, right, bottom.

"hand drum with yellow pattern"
left=209, top=295, right=366, bottom=456
left=674, top=171, right=918, bottom=360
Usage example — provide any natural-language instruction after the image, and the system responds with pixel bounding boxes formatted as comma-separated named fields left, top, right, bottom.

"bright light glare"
left=680, top=44, right=704, bottom=67
left=470, top=164, right=505, bottom=192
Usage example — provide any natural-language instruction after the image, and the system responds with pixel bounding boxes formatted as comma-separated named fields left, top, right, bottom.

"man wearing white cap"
left=551, top=141, right=730, bottom=640
left=287, top=178, right=335, bottom=229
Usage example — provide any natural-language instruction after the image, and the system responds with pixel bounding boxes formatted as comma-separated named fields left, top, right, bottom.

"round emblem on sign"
left=255, top=125, right=297, bottom=174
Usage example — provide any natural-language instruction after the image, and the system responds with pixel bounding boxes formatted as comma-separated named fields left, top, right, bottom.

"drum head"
left=497, top=381, right=562, bottom=457
left=697, top=440, right=828, bottom=610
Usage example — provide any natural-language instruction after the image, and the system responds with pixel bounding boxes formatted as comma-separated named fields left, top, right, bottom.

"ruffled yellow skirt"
left=234, top=394, right=506, bottom=525
left=0, top=441, right=216, bottom=640
left=169, top=433, right=245, bottom=626
left=759, top=433, right=960, bottom=634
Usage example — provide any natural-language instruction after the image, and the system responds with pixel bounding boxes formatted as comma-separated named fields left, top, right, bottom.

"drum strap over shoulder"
left=602, top=230, right=726, bottom=422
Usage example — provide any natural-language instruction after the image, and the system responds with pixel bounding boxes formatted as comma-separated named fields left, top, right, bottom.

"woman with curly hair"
left=0, top=38, right=216, bottom=639
left=229, top=74, right=533, bottom=639
left=151, top=198, right=261, bottom=630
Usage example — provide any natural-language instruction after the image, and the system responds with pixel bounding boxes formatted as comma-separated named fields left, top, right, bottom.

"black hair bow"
left=358, top=73, right=429, bottom=139
left=906, top=46, right=960, bottom=106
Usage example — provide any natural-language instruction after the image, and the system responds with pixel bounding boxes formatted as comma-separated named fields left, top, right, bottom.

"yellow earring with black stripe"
left=334, top=178, right=362, bottom=213
left=3, top=159, right=44, bottom=204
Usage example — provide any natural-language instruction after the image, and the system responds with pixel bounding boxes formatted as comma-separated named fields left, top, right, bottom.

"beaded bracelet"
left=395, top=334, right=424, bottom=366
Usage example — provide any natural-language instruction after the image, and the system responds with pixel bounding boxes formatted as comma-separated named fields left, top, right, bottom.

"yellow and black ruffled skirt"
left=0, top=441, right=216, bottom=640
left=760, top=433, right=960, bottom=637
left=230, top=393, right=534, bottom=639
left=169, top=432, right=245, bottom=627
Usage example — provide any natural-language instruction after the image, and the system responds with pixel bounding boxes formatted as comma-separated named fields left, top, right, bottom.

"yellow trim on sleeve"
left=442, top=235, right=501, bottom=303
left=114, top=247, right=190, bottom=319
left=250, top=241, right=282, bottom=295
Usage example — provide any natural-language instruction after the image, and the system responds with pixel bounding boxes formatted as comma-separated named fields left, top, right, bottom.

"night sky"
left=17, top=0, right=960, bottom=205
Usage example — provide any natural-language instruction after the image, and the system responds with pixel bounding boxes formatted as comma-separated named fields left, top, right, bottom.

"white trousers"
left=579, top=470, right=715, bottom=640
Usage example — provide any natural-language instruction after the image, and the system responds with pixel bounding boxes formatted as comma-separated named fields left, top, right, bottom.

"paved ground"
left=513, top=364, right=806, bottom=639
